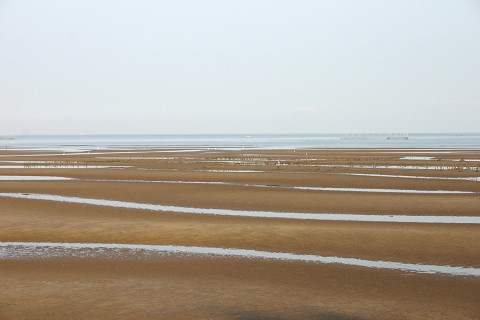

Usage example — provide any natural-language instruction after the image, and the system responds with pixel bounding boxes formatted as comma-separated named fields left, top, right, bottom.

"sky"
left=1, top=0, right=479, bottom=134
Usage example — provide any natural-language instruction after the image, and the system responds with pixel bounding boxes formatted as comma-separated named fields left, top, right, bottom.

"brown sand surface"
left=0, top=197, right=479, bottom=266
left=1, top=258, right=479, bottom=320
left=0, top=179, right=479, bottom=216
left=1, top=148, right=480, bottom=319
left=2, top=167, right=480, bottom=190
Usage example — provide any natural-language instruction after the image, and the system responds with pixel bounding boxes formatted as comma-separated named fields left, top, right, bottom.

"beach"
left=4, top=0, right=480, bottom=316
left=1, top=147, right=479, bottom=319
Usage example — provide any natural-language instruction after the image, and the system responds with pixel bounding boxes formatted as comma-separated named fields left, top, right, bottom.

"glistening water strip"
left=80, top=178, right=476, bottom=194
left=0, top=149, right=206, bottom=158
left=2, top=175, right=476, bottom=193
left=0, top=193, right=479, bottom=224
left=3, top=175, right=474, bottom=193
left=0, top=242, right=479, bottom=277
left=132, top=168, right=480, bottom=181
left=336, top=173, right=480, bottom=181
left=0, top=176, right=74, bottom=181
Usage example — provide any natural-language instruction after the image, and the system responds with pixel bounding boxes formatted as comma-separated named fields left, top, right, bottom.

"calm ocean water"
left=1, top=133, right=480, bottom=150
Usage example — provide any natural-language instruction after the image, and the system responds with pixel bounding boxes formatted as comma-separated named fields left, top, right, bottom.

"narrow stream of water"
left=1, top=242, right=479, bottom=277
left=1, top=193, right=479, bottom=224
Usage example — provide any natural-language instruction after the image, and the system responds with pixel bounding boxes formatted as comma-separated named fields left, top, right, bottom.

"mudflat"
left=1, top=147, right=479, bottom=319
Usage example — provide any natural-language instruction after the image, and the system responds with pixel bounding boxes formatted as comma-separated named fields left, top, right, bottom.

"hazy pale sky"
left=1, top=0, right=479, bottom=134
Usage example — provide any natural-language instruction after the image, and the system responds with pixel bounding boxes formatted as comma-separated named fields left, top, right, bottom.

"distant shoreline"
left=1, top=133, right=480, bottom=150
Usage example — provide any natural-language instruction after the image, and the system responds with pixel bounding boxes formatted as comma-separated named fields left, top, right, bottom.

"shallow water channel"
left=0, top=193, right=479, bottom=224
left=0, top=242, right=479, bottom=277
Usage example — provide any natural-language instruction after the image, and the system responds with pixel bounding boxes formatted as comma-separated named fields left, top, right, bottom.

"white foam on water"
left=0, top=242, right=479, bottom=277
left=0, top=193, right=479, bottom=224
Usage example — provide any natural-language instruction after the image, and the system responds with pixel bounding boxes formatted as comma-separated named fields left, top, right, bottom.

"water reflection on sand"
left=0, top=193, right=479, bottom=224
left=1, top=241, right=479, bottom=277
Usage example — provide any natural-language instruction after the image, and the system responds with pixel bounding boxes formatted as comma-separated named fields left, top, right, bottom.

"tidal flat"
left=1, top=147, right=479, bottom=319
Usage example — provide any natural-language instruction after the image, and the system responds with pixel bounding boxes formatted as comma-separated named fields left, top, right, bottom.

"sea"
left=1, top=133, right=479, bottom=151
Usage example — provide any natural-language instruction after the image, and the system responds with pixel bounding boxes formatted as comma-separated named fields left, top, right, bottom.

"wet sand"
left=1, top=147, right=479, bottom=319
left=2, top=258, right=480, bottom=320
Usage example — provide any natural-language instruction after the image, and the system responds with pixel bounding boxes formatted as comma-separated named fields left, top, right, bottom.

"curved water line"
left=0, top=193, right=479, bottom=224
left=0, top=241, right=479, bottom=277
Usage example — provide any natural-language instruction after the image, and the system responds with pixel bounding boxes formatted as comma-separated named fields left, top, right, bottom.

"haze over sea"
left=2, top=133, right=479, bottom=150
